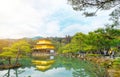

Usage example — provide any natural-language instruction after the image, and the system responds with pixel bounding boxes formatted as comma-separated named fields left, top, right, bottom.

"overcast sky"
left=0, top=0, right=112, bottom=39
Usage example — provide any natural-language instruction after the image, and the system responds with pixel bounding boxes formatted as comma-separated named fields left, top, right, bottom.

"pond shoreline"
left=74, top=55, right=120, bottom=77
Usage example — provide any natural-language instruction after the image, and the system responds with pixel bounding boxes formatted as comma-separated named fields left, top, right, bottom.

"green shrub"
left=86, top=54, right=102, bottom=57
left=112, top=58, right=120, bottom=69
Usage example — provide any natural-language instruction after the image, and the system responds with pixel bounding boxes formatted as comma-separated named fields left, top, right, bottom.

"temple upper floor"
left=36, top=39, right=52, bottom=45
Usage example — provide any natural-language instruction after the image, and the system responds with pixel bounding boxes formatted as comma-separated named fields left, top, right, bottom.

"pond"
left=0, top=56, right=106, bottom=77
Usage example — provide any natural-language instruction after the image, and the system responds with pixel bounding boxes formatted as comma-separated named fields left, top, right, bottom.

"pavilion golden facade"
left=32, top=39, right=55, bottom=56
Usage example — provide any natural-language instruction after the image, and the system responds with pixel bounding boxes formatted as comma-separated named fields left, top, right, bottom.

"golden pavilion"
left=32, top=39, right=55, bottom=56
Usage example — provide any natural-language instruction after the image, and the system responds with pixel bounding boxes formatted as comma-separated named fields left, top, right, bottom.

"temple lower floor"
left=32, top=49, right=55, bottom=57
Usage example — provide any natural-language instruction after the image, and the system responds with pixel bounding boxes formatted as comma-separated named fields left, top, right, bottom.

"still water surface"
left=0, top=56, right=106, bottom=77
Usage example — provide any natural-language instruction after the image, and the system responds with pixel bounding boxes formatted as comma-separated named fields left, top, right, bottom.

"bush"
left=86, top=54, right=102, bottom=57
left=112, top=58, right=120, bottom=69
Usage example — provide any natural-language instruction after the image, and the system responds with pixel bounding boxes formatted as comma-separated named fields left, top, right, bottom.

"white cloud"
left=0, top=0, right=66, bottom=38
left=60, top=14, right=110, bottom=36
left=0, top=0, right=112, bottom=39
left=43, top=21, right=61, bottom=36
left=61, top=24, right=97, bottom=36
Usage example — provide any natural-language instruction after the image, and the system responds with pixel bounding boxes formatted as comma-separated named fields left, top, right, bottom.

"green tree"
left=71, top=32, right=87, bottom=52
left=11, top=40, right=31, bottom=65
left=0, top=40, right=31, bottom=66
left=109, top=7, right=120, bottom=27
left=68, top=0, right=120, bottom=16
left=61, top=27, right=120, bottom=55
left=61, top=32, right=87, bottom=54
left=0, top=47, right=15, bottom=65
left=93, top=27, right=120, bottom=54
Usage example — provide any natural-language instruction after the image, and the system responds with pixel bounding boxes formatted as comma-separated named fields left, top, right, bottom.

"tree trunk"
left=8, top=57, right=11, bottom=65
left=14, top=48, right=20, bottom=65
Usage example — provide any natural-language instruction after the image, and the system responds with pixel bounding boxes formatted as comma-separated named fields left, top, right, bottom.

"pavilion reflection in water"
left=32, top=56, right=55, bottom=72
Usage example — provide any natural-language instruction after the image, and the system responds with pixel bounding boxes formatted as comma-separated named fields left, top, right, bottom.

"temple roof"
left=36, top=39, right=52, bottom=44
left=34, top=39, right=55, bottom=50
